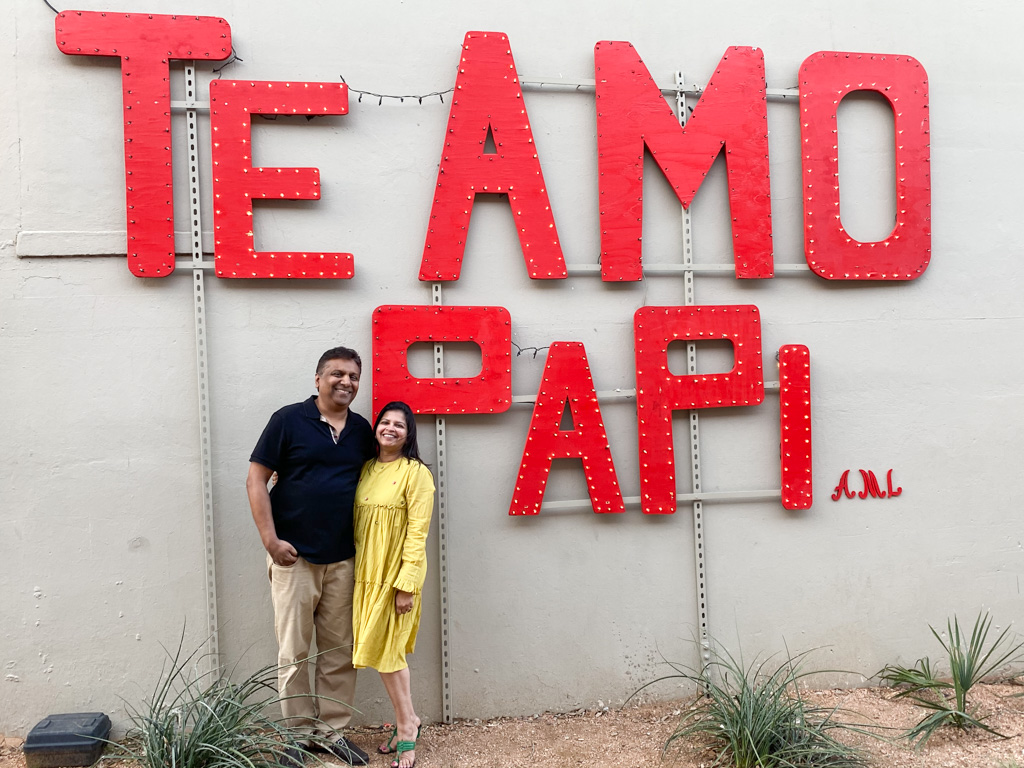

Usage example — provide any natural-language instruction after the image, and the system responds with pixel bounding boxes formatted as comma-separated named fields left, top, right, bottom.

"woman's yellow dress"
left=352, top=457, right=435, bottom=673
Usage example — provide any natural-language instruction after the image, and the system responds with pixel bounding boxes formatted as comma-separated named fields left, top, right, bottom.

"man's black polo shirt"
left=250, top=396, right=375, bottom=564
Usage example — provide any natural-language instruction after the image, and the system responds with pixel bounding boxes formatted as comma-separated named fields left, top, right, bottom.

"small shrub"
left=878, top=610, right=1024, bottom=747
left=639, top=646, right=868, bottom=768
left=117, top=632, right=322, bottom=768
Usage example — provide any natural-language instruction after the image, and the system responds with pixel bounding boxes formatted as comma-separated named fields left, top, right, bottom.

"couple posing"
left=246, top=346, right=432, bottom=768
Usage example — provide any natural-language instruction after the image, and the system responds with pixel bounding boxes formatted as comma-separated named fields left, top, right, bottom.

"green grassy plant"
left=116, top=633, right=325, bottom=768
left=877, top=611, right=1024, bottom=747
left=638, top=646, right=868, bottom=768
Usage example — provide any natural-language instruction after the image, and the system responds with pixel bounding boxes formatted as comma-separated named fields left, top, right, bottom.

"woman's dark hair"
left=372, top=401, right=423, bottom=463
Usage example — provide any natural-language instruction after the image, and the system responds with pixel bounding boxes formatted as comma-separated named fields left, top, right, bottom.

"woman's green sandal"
left=380, top=725, right=420, bottom=755
left=378, top=727, right=398, bottom=755
left=390, top=739, right=416, bottom=768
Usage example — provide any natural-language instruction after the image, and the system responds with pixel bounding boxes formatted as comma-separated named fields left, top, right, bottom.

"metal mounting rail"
left=539, top=488, right=783, bottom=513
left=565, top=263, right=811, bottom=276
left=178, top=257, right=217, bottom=269
left=510, top=382, right=780, bottom=406
left=186, top=62, right=220, bottom=670
left=171, top=100, right=210, bottom=111
left=432, top=282, right=453, bottom=724
left=170, top=81, right=800, bottom=110
left=674, top=69, right=711, bottom=671
left=519, top=75, right=799, bottom=100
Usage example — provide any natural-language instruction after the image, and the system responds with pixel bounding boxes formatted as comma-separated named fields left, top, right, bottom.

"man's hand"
left=267, top=537, right=298, bottom=567
left=395, top=590, right=415, bottom=615
left=247, top=462, right=298, bottom=566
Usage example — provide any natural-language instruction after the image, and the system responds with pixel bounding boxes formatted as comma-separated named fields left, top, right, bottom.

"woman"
left=352, top=401, right=434, bottom=768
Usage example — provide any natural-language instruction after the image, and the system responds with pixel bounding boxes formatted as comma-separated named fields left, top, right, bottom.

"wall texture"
left=2, top=0, right=1022, bottom=736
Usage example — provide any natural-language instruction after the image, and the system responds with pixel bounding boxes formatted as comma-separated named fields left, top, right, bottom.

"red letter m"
left=594, top=44, right=772, bottom=281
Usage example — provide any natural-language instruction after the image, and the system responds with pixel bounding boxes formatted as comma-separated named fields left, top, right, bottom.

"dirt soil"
left=4, top=684, right=1024, bottom=768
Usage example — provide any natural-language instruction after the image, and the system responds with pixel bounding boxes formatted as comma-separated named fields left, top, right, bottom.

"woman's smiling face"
left=376, top=409, right=408, bottom=452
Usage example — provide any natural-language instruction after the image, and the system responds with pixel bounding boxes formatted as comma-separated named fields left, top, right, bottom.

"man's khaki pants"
left=269, top=555, right=356, bottom=739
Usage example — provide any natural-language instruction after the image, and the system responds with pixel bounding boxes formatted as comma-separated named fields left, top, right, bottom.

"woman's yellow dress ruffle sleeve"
left=351, top=458, right=435, bottom=672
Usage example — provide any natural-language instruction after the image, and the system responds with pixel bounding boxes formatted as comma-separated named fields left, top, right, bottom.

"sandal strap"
left=378, top=727, right=398, bottom=754
left=391, top=740, right=417, bottom=768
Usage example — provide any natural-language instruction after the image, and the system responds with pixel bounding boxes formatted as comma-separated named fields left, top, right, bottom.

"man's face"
left=315, top=357, right=361, bottom=410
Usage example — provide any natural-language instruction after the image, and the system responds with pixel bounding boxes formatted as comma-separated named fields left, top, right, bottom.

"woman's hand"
left=395, top=590, right=415, bottom=615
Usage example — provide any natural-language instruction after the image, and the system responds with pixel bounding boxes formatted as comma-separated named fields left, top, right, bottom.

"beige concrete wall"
left=2, top=0, right=1022, bottom=736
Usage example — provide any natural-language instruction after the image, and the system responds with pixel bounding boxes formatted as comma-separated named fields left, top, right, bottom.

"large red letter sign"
left=372, top=305, right=512, bottom=417
left=800, top=52, right=930, bottom=279
left=634, top=306, right=764, bottom=514
left=779, top=344, right=812, bottom=509
left=509, top=343, right=624, bottom=515
left=595, top=44, right=772, bottom=281
left=210, top=80, right=350, bottom=278
left=56, top=11, right=231, bottom=277
left=419, top=32, right=566, bottom=281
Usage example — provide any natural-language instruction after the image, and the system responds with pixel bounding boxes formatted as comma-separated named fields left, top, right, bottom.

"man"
left=247, top=346, right=375, bottom=766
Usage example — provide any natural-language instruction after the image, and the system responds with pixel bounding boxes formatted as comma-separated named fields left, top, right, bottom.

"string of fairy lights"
left=338, top=76, right=454, bottom=105
left=43, top=0, right=456, bottom=105
left=213, top=52, right=244, bottom=76
left=510, top=342, right=550, bottom=359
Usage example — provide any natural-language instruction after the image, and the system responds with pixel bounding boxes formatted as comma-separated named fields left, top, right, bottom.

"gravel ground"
left=4, top=684, right=1024, bottom=768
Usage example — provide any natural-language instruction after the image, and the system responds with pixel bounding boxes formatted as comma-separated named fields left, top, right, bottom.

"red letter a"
left=420, top=32, right=566, bottom=282
left=509, top=343, right=624, bottom=515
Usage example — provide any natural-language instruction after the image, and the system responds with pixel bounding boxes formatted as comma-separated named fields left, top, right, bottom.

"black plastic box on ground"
left=23, top=713, right=111, bottom=768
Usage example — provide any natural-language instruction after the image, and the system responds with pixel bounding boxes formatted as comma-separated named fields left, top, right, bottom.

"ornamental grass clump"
left=640, top=646, right=868, bottom=768
left=117, top=634, right=313, bottom=768
left=878, top=610, right=1024, bottom=747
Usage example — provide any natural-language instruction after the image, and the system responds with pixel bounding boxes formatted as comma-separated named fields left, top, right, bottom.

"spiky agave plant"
left=638, top=645, right=868, bottom=768
left=878, top=611, right=1024, bottom=747
left=117, top=631, right=314, bottom=768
